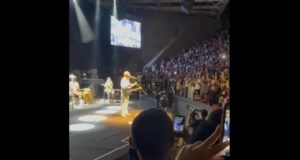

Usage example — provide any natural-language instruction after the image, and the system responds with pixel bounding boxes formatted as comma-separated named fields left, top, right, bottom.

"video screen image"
left=111, top=16, right=141, bottom=48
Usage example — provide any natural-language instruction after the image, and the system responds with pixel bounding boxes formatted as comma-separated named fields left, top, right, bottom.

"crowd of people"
left=142, top=30, right=230, bottom=107
left=128, top=108, right=229, bottom=160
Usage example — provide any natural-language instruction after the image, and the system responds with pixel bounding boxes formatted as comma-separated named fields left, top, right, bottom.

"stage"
left=69, top=95, right=158, bottom=160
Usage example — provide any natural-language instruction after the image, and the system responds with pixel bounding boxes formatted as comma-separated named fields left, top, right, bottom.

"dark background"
left=3, top=0, right=296, bottom=159
left=69, top=0, right=230, bottom=81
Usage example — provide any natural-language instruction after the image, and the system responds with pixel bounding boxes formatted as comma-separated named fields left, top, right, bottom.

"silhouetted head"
left=129, top=108, right=174, bottom=160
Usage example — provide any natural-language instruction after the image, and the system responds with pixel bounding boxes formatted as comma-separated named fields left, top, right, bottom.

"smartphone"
left=219, top=104, right=230, bottom=158
left=173, top=115, right=185, bottom=136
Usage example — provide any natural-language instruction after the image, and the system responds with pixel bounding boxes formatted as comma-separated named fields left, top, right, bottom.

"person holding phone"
left=128, top=108, right=229, bottom=160
left=186, top=109, right=208, bottom=136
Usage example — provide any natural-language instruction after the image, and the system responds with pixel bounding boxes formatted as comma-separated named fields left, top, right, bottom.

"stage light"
left=113, top=0, right=129, bottom=20
left=113, top=0, right=117, bottom=18
left=128, top=121, right=132, bottom=125
left=95, top=110, right=118, bottom=114
left=73, top=0, right=94, bottom=43
left=78, top=115, right=107, bottom=122
left=69, top=123, right=95, bottom=131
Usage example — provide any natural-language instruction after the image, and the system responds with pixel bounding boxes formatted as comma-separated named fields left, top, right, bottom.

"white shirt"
left=121, top=77, right=134, bottom=97
left=69, top=81, right=80, bottom=94
left=121, top=77, right=130, bottom=89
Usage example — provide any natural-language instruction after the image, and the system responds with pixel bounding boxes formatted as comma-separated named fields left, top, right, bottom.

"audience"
left=142, top=30, right=230, bottom=108
left=130, top=30, right=230, bottom=160
left=128, top=108, right=229, bottom=160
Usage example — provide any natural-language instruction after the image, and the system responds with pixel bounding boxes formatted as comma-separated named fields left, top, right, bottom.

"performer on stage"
left=104, top=77, right=114, bottom=103
left=69, top=74, right=81, bottom=105
left=120, top=71, right=137, bottom=117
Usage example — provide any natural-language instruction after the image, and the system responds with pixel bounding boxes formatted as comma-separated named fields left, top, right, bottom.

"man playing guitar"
left=120, top=71, right=141, bottom=117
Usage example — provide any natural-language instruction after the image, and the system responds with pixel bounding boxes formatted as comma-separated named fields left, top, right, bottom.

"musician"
left=69, top=74, right=80, bottom=105
left=104, top=77, right=114, bottom=103
left=120, top=71, right=137, bottom=117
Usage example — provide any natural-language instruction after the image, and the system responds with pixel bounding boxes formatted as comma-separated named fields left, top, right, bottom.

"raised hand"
left=175, top=125, right=229, bottom=160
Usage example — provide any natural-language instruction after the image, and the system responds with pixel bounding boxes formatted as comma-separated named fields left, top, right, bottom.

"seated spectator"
left=129, top=108, right=229, bottom=160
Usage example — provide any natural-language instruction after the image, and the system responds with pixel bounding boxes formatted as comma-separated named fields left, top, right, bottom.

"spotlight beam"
left=92, top=0, right=101, bottom=68
left=113, top=0, right=117, bottom=18
left=73, top=0, right=94, bottom=43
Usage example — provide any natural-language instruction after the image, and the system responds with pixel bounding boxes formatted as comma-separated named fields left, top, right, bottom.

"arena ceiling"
left=86, top=0, right=229, bottom=16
